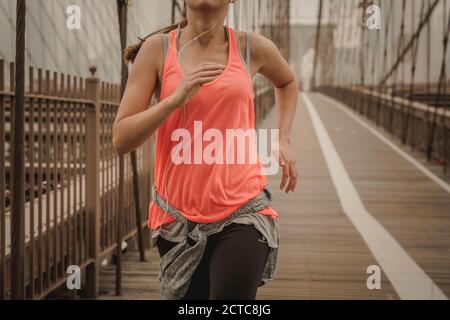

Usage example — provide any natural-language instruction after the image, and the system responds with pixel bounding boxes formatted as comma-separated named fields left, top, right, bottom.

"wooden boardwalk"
left=99, top=92, right=450, bottom=300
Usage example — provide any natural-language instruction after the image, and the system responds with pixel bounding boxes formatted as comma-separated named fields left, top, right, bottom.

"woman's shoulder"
left=232, top=29, right=274, bottom=48
left=136, top=33, right=167, bottom=73
left=141, top=33, right=166, bottom=56
left=232, top=29, right=276, bottom=61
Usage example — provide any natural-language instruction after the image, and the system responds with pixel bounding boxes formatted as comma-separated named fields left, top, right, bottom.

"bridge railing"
left=312, top=0, right=449, bottom=173
left=0, top=60, right=153, bottom=299
left=317, top=85, right=450, bottom=171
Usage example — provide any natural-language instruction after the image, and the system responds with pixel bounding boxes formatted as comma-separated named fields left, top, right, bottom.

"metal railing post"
left=84, top=66, right=101, bottom=298
left=11, top=0, right=26, bottom=300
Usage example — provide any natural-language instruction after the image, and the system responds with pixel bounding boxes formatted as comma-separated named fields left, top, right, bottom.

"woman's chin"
left=186, top=0, right=229, bottom=12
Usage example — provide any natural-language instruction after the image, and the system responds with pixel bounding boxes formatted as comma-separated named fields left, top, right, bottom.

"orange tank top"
left=148, top=25, right=278, bottom=229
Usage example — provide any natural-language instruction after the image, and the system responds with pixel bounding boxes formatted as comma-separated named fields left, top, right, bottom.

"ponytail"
left=124, top=18, right=188, bottom=64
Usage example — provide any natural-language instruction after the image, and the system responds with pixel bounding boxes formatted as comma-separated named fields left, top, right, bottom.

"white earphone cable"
left=158, top=18, right=224, bottom=232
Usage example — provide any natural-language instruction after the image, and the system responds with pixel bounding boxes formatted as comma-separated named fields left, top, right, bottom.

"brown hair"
left=124, top=18, right=188, bottom=64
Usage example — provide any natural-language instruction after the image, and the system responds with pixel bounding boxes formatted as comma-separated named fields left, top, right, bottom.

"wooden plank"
left=312, top=93, right=450, bottom=298
left=98, top=247, right=162, bottom=300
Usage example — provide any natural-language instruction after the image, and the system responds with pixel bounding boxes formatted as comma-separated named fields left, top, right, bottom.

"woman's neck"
left=183, top=11, right=227, bottom=47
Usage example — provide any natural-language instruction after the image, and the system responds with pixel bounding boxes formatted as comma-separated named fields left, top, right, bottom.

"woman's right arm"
left=112, top=35, right=225, bottom=156
left=112, top=35, right=175, bottom=155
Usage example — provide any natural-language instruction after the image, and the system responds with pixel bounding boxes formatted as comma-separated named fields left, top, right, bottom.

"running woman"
left=112, top=0, right=298, bottom=300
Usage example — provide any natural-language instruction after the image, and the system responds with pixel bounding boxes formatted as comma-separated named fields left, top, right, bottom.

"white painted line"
left=302, top=93, right=447, bottom=300
left=317, top=93, right=450, bottom=195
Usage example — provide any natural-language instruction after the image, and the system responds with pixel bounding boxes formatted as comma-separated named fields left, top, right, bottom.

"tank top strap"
left=169, top=29, right=177, bottom=52
left=226, top=25, right=252, bottom=78
left=226, top=25, right=240, bottom=63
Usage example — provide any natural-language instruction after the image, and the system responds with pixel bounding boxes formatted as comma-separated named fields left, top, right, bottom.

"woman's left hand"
left=276, top=139, right=298, bottom=193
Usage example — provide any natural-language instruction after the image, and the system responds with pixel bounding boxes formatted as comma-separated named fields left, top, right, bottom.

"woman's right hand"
left=169, top=62, right=225, bottom=107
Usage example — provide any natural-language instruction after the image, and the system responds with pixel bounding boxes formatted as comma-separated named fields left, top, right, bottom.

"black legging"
left=156, top=223, right=270, bottom=300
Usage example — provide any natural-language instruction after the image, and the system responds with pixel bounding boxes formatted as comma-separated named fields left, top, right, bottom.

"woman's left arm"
left=250, top=33, right=298, bottom=193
